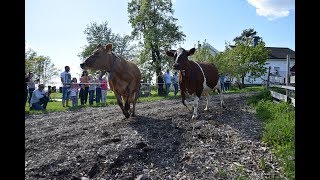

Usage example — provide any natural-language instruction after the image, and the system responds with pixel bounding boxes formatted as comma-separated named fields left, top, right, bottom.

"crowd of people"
left=26, top=66, right=233, bottom=112
left=60, top=66, right=109, bottom=108
left=25, top=65, right=109, bottom=111
left=157, top=69, right=179, bottom=96
left=219, top=73, right=231, bottom=92
left=157, top=70, right=232, bottom=97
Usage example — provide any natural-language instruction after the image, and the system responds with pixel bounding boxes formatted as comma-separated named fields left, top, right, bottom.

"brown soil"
left=25, top=92, right=286, bottom=180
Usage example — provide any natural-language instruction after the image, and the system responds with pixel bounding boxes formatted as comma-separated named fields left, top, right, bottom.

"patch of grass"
left=216, top=168, right=228, bottom=179
left=246, top=89, right=272, bottom=106
left=234, top=164, right=249, bottom=180
left=26, top=85, right=265, bottom=114
left=248, top=91, right=295, bottom=180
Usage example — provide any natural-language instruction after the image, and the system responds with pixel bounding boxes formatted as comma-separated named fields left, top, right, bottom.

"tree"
left=79, top=21, right=135, bottom=60
left=233, top=28, right=261, bottom=44
left=217, top=28, right=269, bottom=88
left=78, top=21, right=136, bottom=75
left=192, top=40, right=230, bottom=76
left=25, top=46, right=59, bottom=85
left=193, top=40, right=215, bottom=63
left=128, top=0, right=185, bottom=79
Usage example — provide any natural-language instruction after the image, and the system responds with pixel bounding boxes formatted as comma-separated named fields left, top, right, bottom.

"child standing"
left=70, top=77, right=80, bottom=107
left=101, top=75, right=109, bottom=105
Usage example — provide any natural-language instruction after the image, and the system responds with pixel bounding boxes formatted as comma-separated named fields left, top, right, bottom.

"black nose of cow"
left=173, top=63, right=180, bottom=70
left=80, top=63, right=84, bottom=69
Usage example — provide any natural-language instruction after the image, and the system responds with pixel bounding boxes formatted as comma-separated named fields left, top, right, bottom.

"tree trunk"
left=240, top=74, right=246, bottom=89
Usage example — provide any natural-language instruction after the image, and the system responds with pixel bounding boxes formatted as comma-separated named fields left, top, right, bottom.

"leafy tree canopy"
left=25, top=45, right=59, bottom=86
left=128, top=0, right=185, bottom=79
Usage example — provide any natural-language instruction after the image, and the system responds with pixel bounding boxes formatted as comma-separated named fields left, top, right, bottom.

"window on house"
left=274, top=67, right=280, bottom=75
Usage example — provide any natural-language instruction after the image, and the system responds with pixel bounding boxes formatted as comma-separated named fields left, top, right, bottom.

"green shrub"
left=249, top=91, right=295, bottom=180
left=246, top=89, right=272, bottom=106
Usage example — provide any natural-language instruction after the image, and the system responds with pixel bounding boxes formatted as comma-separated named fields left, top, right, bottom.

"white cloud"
left=247, top=0, right=295, bottom=20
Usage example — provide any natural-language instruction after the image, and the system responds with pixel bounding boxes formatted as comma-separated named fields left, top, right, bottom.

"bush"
left=246, top=89, right=272, bottom=106
left=247, top=90, right=295, bottom=179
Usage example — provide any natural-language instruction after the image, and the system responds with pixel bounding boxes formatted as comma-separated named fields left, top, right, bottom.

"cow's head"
left=80, top=43, right=114, bottom=70
left=166, top=47, right=196, bottom=70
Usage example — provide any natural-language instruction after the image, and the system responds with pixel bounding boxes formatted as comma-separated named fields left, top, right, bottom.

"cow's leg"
left=215, top=80, right=226, bottom=108
left=181, top=90, right=192, bottom=112
left=191, top=96, right=200, bottom=120
left=130, top=92, right=137, bottom=117
left=204, top=94, right=209, bottom=111
left=115, top=93, right=130, bottom=118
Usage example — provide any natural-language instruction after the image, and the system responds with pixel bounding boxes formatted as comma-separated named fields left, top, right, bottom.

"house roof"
left=229, top=45, right=295, bottom=59
left=266, top=47, right=295, bottom=59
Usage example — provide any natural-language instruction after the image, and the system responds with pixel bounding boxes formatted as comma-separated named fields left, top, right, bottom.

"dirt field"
left=25, top=92, right=286, bottom=180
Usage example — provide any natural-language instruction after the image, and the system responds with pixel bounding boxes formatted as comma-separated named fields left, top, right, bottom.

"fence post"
left=286, top=54, right=290, bottom=102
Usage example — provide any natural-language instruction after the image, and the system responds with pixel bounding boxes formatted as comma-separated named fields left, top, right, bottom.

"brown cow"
left=166, top=47, right=225, bottom=122
left=80, top=43, right=141, bottom=118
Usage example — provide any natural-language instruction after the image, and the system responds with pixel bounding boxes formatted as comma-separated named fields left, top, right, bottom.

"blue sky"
left=25, top=0, right=295, bottom=86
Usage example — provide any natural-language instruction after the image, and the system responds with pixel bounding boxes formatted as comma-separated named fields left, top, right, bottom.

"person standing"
left=163, top=69, right=172, bottom=96
left=224, top=74, right=231, bottom=92
left=95, top=72, right=102, bottom=104
left=60, top=66, right=72, bottom=107
left=25, top=73, right=29, bottom=107
left=30, top=84, right=49, bottom=111
left=69, top=77, right=80, bottom=107
left=157, top=72, right=164, bottom=96
left=220, top=73, right=225, bottom=92
left=101, top=75, right=109, bottom=105
left=79, top=70, right=89, bottom=105
left=88, top=75, right=96, bottom=106
left=27, top=72, right=38, bottom=106
left=171, top=71, right=179, bottom=96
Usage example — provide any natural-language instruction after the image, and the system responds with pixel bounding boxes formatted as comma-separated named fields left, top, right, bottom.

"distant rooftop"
left=230, top=45, right=295, bottom=59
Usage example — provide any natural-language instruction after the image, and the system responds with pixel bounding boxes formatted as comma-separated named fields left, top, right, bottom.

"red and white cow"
left=166, top=47, right=225, bottom=121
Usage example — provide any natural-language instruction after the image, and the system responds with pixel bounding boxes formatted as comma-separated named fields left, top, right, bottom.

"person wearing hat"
left=30, top=84, right=49, bottom=111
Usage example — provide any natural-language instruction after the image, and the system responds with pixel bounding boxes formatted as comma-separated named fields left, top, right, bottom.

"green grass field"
left=25, top=85, right=264, bottom=114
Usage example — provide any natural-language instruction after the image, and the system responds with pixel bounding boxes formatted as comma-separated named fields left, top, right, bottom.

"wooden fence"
left=266, top=55, right=295, bottom=107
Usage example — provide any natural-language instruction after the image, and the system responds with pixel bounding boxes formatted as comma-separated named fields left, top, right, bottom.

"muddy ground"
left=25, top=92, right=286, bottom=180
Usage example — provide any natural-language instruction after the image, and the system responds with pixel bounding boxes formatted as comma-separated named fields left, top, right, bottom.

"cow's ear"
left=106, top=43, right=113, bottom=52
left=96, top=44, right=103, bottom=48
left=166, top=50, right=175, bottom=57
left=188, top=48, right=196, bottom=56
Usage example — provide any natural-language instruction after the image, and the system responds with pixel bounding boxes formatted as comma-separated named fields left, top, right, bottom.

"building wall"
left=243, top=59, right=295, bottom=84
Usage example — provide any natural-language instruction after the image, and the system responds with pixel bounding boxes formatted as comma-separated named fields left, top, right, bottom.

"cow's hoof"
left=124, top=112, right=130, bottom=118
left=191, top=115, right=198, bottom=120
left=131, top=113, right=136, bottom=117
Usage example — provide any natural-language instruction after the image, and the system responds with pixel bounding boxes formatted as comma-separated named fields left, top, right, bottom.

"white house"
left=242, top=47, right=295, bottom=84
left=191, top=44, right=295, bottom=85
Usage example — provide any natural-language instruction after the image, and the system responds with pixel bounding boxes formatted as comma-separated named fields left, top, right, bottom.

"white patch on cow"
left=204, top=95, right=209, bottom=111
left=192, top=96, right=199, bottom=120
left=194, top=61, right=212, bottom=95
left=176, top=51, right=182, bottom=63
